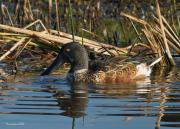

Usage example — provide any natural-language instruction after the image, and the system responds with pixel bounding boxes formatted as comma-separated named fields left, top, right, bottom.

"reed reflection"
left=89, top=66, right=180, bottom=129
left=152, top=67, right=180, bottom=129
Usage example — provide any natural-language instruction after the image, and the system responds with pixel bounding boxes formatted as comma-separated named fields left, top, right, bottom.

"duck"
left=41, top=42, right=161, bottom=83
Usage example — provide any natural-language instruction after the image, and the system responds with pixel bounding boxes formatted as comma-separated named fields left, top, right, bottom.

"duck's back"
left=88, top=62, right=143, bottom=83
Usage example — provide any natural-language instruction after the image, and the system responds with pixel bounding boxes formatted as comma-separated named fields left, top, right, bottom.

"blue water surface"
left=0, top=66, right=179, bottom=129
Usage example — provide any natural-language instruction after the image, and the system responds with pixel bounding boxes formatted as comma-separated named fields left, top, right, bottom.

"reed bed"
left=121, top=1, right=179, bottom=66
left=0, top=0, right=179, bottom=70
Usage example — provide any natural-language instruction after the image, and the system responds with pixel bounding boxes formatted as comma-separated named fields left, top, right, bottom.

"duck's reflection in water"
left=55, top=82, right=88, bottom=118
left=43, top=81, right=88, bottom=118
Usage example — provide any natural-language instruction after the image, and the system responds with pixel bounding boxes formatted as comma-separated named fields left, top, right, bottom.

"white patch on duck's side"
left=134, top=57, right=162, bottom=79
left=67, top=69, right=88, bottom=82
left=135, top=63, right=151, bottom=77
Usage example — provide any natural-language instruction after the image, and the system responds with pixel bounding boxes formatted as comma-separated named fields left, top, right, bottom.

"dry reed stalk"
left=155, top=35, right=168, bottom=65
left=120, top=12, right=148, bottom=25
left=0, top=38, right=27, bottom=61
left=101, top=46, right=116, bottom=56
left=0, top=20, right=49, bottom=44
left=49, top=0, right=53, bottom=27
left=142, top=27, right=159, bottom=55
left=25, top=0, right=34, bottom=21
left=121, top=11, right=178, bottom=65
left=24, top=19, right=48, bottom=31
left=2, top=35, right=59, bottom=52
left=55, top=0, right=61, bottom=35
left=161, top=16, right=180, bottom=43
left=164, top=28, right=180, bottom=51
left=177, top=17, right=180, bottom=34
left=0, top=19, right=49, bottom=61
left=14, top=0, right=21, bottom=22
left=23, top=0, right=33, bottom=21
left=128, top=18, right=143, bottom=54
left=0, top=24, right=129, bottom=55
left=0, top=33, right=23, bottom=36
left=149, top=25, right=173, bottom=65
left=129, top=19, right=143, bottom=42
left=153, top=15, right=180, bottom=49
left=151, top=27, right=180, bottom=54
left=141, top=30, right=151, bottom=45
left=121, top=12, right=164, bottom=58
left=81, top=28, right=104, bottom=41
left=156, top=0, right=175, bottom=65
left=1, top=4, right=14, bottom=26
left=68, top=0, right=75, bottom=42
left=27, top=0, right=34, bottom=20
left=89, top=17, right=92, bottom=39
left=49, top=29, right=129, bottom=54
left=150, top=24, right=180, bottom=54
left=81, top=28, right=120, bottom=55
left=23, top=0, right=28, bottom=20
left=81, top=28, right=84, bottom=45
left=13, top=38, right=32, bottom=59
left=0, top=23, right=71, bottom=42
left=143, top=30, right=162, bottom=64
left=1, top=36, right=24, bottom=42
left=145, top=28, right=166, bottom=66
left=166, top=41, right=180, bottom=54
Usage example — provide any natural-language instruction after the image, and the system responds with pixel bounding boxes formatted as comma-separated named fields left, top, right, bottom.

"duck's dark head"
left=41, top=42, right=89, bottom=76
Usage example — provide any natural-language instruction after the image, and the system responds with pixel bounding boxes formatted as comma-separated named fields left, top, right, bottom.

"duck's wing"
left=89, top=56, right=128, bottom=72
left=88, top=61, right=139, bottom=83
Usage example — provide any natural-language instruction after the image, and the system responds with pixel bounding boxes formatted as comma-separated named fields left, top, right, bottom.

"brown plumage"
left=41, top=42, right=161, bottom=83
left=87, top=62, right=139, bottom=83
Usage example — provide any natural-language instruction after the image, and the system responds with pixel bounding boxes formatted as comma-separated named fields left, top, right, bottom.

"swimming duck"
left=41, top=42, right=161, bottom=83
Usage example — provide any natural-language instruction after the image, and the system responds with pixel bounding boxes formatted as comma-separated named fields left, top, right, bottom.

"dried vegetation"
left=0, top=0, right=179, bottom=75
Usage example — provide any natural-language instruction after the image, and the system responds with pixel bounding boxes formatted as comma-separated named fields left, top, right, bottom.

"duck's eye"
left=65, top=48, right=71, bottom=52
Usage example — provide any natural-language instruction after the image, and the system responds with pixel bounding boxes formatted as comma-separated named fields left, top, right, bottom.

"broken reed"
left=155, top=0, right=175, bottom=66
left=0, top=15, right=178, bottom=66
left=121, top=2, right=179, bottom=66
left=0, top=18, right=131, bottom=62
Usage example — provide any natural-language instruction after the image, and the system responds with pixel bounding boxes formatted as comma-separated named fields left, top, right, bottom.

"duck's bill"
left=41, top=54, right=65, bottom=76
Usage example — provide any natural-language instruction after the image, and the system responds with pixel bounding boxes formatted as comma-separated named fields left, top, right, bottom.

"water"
left=0, top=66, right=179, bottom=129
